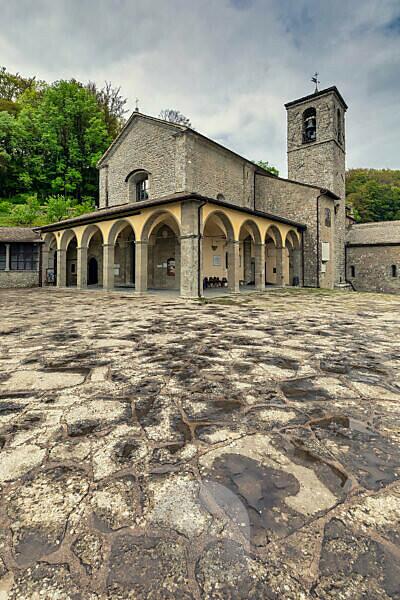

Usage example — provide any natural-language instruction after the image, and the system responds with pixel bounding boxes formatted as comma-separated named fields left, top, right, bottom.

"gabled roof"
left=0, top=227, right=42, bottom=243
left=97, top=110, right=276, bottom=177
left=347, top=221, right=400, bottom=246
left=97, top=112, right=186, bottom=167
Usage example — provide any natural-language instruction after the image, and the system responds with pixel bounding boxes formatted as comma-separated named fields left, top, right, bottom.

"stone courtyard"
left=0, top=287, right=399, bottom=599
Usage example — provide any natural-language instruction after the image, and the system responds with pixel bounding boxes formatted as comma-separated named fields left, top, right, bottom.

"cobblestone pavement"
left=0, top=287, right=400, bottom=599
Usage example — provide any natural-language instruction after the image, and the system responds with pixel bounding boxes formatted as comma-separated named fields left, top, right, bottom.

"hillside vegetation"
left=346, top=169, right=400, bottom=223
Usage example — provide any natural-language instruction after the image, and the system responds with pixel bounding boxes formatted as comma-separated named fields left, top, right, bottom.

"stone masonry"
left=346, top=221, right=400, bottom=293
left=286, top=87, right=347, bottom=285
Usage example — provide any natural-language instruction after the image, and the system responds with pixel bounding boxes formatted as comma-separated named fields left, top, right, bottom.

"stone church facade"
left=30, top=85, right=349, bottom=297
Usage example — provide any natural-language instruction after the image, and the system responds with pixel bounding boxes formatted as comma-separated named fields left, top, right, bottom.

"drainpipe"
left=197, top=200, right=207, bottom=297
left=316, top=193, right=323, bottom=288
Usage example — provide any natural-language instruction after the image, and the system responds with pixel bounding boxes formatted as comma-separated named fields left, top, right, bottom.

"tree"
left=159, top=109, right=192, bottom=127
left=0, top=66, right=37, bottom=102
left=86, top=81, right=128, bottom=138
left=254, top=160, right=279, bottom=176
left=16, top=80, right=111, bottom=200
left=346, top=169, right=400, bottom=222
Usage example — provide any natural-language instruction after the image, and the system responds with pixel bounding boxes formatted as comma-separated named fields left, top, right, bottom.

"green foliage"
left=254, top=160, right=279, bottom=176
left=346, top=169, right=400, bottom=222
left=10, top=195, right=40, bottom=225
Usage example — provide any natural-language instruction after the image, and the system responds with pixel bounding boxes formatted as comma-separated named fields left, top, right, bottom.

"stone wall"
left=0, top=271, right=39, bottom=288
left=99, top=118, right=183, bottom=208
left=184, top=133, right=255, bottom=209
left=255, top=175, right=336, bottom=288
left=286, top=91, right=346, bottom=285
left=347, top=245, right=400, bottom=294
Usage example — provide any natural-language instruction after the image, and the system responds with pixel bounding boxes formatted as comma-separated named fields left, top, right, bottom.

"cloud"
left=0, top=0, right=399, bottom=174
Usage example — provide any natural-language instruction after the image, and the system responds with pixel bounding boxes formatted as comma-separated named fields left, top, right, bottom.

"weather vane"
left=311, top=73, right=320, bottom=93
left=135, top=98, right=140, bottom=112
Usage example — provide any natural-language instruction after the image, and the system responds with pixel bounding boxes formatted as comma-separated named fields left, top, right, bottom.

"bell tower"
left=285, top=86, right=347, bottom=284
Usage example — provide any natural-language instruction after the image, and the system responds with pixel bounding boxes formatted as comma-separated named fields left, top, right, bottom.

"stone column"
left=276, top=245, right=285, bottom=287
left=292, top=249, right=302, bottom=286
left=103, top=244, right=115, bottom=291
left=180, top=200, right=202, bottom=297
left=135, top=241, right=148, bottom=293
left=41, top=246, right=49, bottom=285
left=227, top=240, right=240, bottom=293
left=243, top=238, right=252, bottom=284
left=77, top=246, right=88, bottom=289
left=5, top=243, right=10, bottom=271
left=56, top=249, right=66, bottom=287
left=254, top=243, right=265, bottom=291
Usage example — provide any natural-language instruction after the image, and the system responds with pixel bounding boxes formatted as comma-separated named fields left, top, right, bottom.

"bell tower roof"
left=285, top=86, right=348, bottom=111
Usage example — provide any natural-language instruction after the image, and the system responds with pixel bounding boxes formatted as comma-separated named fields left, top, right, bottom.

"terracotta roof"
left=35, top=193, right=307, bottom=233
left=0, top=227, right=42, bottom=243
left=346, top=221, right=400, bottom=246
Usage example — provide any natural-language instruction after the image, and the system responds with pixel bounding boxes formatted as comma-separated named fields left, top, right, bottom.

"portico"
left=38, top=193, right=304, bottom=297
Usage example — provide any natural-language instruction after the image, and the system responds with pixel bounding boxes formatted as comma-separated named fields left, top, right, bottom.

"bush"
left=11, top=195, right=40, bottom=225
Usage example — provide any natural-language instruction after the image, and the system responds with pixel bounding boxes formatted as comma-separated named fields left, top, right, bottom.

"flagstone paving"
left=0, top=287, right=399, bottom=599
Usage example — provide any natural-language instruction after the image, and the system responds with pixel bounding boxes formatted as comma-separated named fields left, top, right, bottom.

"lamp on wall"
left=211, top=238, right=218, bottom=251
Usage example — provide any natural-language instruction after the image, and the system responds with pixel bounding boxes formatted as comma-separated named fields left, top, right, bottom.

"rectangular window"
left=350, top=266, right=355, bottom=278
left=225, top=252, right=228, bottom=269
left=10, top=243, right=38, bottom=271
left=391, top=265, right=397, bottom=278
left=325, top=208, right=331, bottom=227
left=0, top=244, right=6, bottom=271
left=212, top=255, right=221, bottom=267
left=136, top=179, right=149, bottom=202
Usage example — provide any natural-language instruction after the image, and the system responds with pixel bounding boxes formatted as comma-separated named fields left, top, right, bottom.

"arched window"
left=303, top=107, right=316, bottom=143
left=350, top=265, right=355, bottom=278
left=126, top=170, right=149, bottom=203
left=391, top=265, right=397, bottom=278
left=337, top=109, right=342, bottom=143
left=216, top=193, right=225, bottom=201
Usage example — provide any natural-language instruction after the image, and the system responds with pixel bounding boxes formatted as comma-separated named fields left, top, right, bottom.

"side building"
left=0, top=228, right=42, bottom=288
left=346, top=221, right=400, bottom=294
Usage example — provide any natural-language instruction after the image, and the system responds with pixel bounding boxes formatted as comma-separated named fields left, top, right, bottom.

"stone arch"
left=86, top=228, right=104, bottom=287
left=81, top=224, right=104, bottom=249
left=145, top=213, right=181, bottom=291
left=265, top=225, right=283, bottom=286
left=238, top=220, right=262, bottom=287
left=238, top=219, right=262, bottom=244
left=285, top=229, right=302, bottom=286
left=107, top=219, right=137, bottom=246
left=284, top=229, right=301, bottom=249
left=202, top=210, right=234, bottom=241
left=141, top=210, right=181, bottom=242
left=42, top=232, right=57, bottom=286
left=59, top=228, right=78, bottom=252
left=202, top=211, right=238, bottom=292
left=265, top=225, right=283, bottom=248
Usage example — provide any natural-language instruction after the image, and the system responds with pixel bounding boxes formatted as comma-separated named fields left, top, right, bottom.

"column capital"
left=102, top=243, right=114, bottom=248
left=180, top=234, right=200, bottom=241
left=135, top=240, right=148, bottom=246
left=77, top=246, right=88, bottom=251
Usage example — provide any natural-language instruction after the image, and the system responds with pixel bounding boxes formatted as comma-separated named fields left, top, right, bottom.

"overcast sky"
left=1, top=0, right=399, bottom=175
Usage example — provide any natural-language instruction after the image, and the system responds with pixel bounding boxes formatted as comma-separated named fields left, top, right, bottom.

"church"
left=3, top=86, right=350, bottom=296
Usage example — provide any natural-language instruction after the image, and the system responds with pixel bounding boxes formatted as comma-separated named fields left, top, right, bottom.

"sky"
left=1, top=0, right=399, bottom=176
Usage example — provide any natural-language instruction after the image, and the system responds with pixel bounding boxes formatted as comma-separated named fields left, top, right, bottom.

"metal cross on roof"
left=311, top=73, right=320, bottom=93
left=135, top=98, right=140, bottom=112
